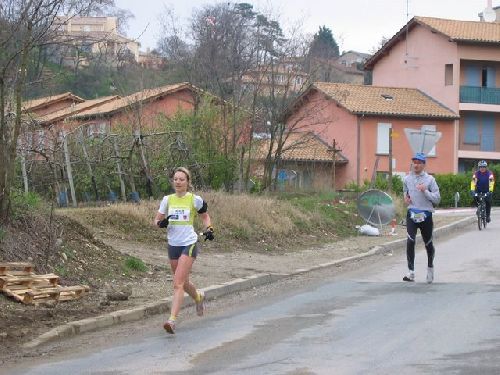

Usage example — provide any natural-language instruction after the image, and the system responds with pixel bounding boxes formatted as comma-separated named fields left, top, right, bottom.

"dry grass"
left=59, top=192, right=316, bottom=243
left=202, top=191, right=309, bottom=239
left=61, top=203, right=160, bottom=242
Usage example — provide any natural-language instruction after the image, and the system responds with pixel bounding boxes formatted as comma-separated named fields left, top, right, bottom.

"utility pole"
left=331, top=139, right=342, bottom=192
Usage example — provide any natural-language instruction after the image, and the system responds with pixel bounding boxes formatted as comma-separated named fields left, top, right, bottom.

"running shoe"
left=196, top=290, right=205, bottom=317
left=403, top=270, right=415, bottom=282
left=486, top=216, right=491, bottom=223
left=163, top=319, right=175, bottom=334
left=426, top=267, right=434, bottom=284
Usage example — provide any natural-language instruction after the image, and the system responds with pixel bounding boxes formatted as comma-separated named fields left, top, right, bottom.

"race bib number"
left=410, top=211, right=426, bottom=223
left=168, top=208, right=191, bottom=222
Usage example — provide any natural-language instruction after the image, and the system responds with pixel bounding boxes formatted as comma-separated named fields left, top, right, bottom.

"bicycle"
left=475, top=192, right=488, bottom=230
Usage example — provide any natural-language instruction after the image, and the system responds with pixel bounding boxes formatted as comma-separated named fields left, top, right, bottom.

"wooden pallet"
left=0, top=273, right=59, bottom=290
left=0, top=262, right=33, bottom=276
left=0, top=262, right=89, bottom=305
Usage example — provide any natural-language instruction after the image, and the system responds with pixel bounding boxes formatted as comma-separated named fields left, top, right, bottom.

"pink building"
left=365, top=16, right=500, bottom=172
left=66, top=83, right=199, bottom=135
left=285, top=82, right=457, bottom=189
left=22, top=92, right=84, bottom=117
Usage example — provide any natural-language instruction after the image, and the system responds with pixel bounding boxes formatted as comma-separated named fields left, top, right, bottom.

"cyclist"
left=470, top=160, right=495, bottom=223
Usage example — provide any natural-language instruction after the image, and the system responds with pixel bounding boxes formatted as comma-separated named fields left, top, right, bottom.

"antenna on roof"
left=405, top=0, right=409, bottom=57
left=404, top=0, right=418, bottom=68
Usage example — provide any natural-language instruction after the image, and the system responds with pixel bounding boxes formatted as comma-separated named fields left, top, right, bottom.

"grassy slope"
left=60, top=191, right=364, bottom=253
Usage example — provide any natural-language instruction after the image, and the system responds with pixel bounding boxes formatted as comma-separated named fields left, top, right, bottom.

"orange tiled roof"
left=70, top=82, right=192, bottom=119
left=23, top=92, right=85, bottom=112
left=255, top=132, right=348, bottom=163
left=415, top=16, right=500, bottom=43
left=312, top=82, right=458, bottom=119
left=365, top=17, right=500, bottom=69
left=36, top=96, right=120, bottom=125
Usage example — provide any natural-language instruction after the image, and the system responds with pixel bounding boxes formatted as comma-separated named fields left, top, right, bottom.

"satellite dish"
left=482, top=7, right=496, bottom=22
left=357, top=189, right=395, bottom=226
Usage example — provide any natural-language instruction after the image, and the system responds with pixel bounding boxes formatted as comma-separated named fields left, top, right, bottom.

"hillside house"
left=252, top=131, right=348, bottom=191
left=284, top=82, right=458, bottom=189
left=64, top=83, right=211, bottom=135
left=365, top=16, right=500, bottom=172
left=22, top=92, right=84, bottom=117
left=54, top=16, right=140, bottom=67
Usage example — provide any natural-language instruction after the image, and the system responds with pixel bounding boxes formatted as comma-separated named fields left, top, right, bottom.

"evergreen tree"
left=308, top=26, right=339, bottom=59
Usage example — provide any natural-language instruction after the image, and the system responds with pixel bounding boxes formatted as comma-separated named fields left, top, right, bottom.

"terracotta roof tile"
left=71, top=82, right=192, bottom=119
left=255, top=132, right=348, bottom=162
left=23, top=92, right=84, bottom=112
left=415, top=16, right=500, bottom=43
left=36, top=96, right=120, bottom=124
left=366, top=17, right=500, bottom=69
left=312, top=82, right=458, bottom=119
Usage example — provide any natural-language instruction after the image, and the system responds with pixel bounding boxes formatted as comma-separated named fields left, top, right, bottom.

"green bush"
left=124, top=256, right=147, bottom=272
left=10, top=190, right=43, bottom=218
left=434, top=173, right=471, bottom=208
left=487, top=164, right=500, bottom=206
left=373, top=175, right=403, bottom=196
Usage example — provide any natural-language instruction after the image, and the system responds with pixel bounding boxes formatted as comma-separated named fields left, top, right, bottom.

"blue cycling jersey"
left=474, top=170, right=492, bottom=193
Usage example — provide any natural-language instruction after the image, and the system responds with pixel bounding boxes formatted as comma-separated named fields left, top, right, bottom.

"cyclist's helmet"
left=478, top=160, right=487, bottom=168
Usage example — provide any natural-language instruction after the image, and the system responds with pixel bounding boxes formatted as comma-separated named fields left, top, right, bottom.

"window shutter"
left=481, top=115, right=495, bottom=151
left=464, top=114, right=480, bottom=144
left=377, top=123, right=391, bottom=154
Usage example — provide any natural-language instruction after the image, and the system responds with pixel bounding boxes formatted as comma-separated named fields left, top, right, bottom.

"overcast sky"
left=114, top=0, right=498, bottom=53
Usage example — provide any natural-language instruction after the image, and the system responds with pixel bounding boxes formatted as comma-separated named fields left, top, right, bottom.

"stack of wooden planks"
left=0, top=262, right=89, bottom=305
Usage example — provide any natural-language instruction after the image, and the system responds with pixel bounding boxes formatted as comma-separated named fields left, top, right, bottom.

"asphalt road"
left=8, top=212, right=500, bottom=375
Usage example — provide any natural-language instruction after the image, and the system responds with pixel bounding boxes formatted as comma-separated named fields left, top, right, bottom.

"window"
left=481, top=114, right=495, bottom=151
left=35, top=130, right=45, bottom=151
left=422, top=125, right=437, bottom=156
left=464, top=114, right=480, bottom=144
left=23, top=133, right=33, bottom=150
left=87, top=122, right=109, bottom=138
left=482, top=66, right=496, bottom=88
left=465, top=66, right=481, bottom=86
left=377, top=123, right=392, bottom=154
left=445, top=64, right=453, bottom=86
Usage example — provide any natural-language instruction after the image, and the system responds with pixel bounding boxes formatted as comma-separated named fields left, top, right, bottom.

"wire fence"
left=16, top=128, right=209, bottom=207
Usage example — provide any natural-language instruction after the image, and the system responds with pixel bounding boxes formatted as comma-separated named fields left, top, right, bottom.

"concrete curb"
left=23, top=215, right=476, bottom=349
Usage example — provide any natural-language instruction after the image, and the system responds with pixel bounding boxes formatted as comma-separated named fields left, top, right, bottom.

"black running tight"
left=406, top=211, right=435, bottom=271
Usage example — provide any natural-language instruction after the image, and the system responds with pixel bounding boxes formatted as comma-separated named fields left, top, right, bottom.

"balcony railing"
left=460, top=86, right=500, bottom=105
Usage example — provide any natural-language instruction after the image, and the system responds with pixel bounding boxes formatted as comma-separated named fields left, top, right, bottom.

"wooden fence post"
left=112, top=135, right=127, bottom=202
left=62, top=131, right=77, bottom=207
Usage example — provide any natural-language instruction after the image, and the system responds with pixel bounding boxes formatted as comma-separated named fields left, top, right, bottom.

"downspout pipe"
left=356, top=114, right=364, bottom=186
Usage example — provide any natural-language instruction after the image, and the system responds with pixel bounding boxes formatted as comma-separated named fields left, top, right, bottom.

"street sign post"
left=404, top=127, right=442, bottom=155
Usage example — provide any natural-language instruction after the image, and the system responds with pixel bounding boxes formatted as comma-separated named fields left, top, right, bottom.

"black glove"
left=157, top=215, right=173, bottom=228
left=203, top=226, right=214, bottom=241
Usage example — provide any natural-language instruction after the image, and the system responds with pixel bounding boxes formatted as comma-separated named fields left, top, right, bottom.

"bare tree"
left=0, top=0, right=117, bottom=223
left=157, top=3, right=318, bottom=191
